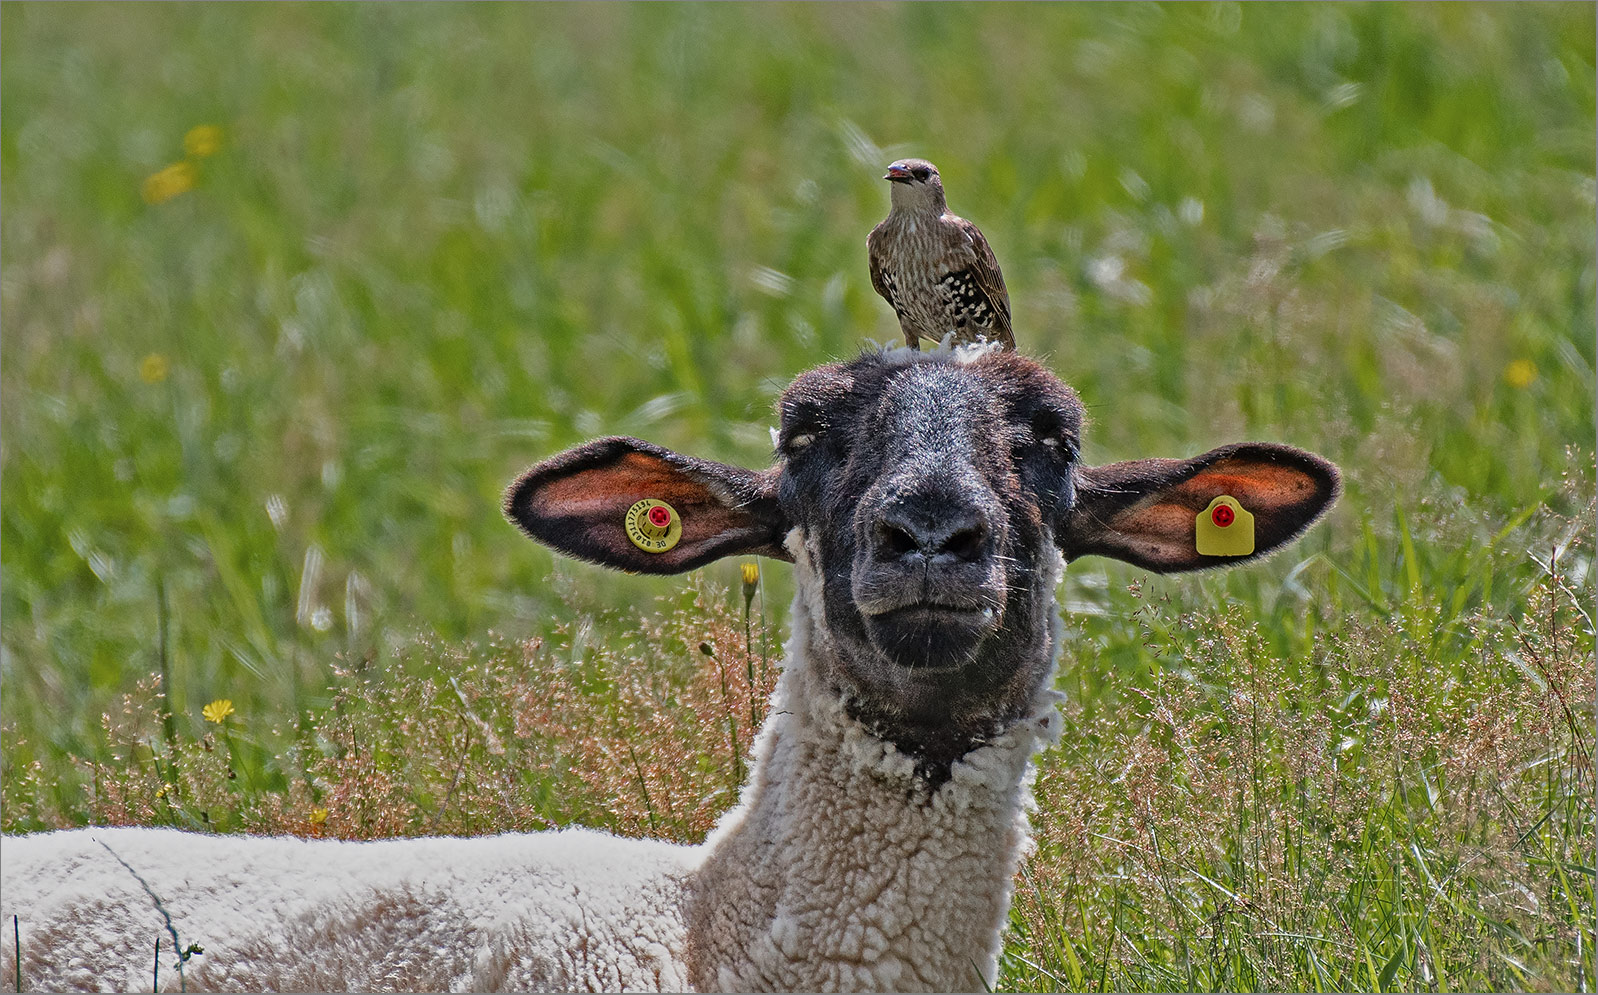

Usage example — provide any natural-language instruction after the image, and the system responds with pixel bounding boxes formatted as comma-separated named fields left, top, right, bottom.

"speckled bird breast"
left=874, top=221, right=997, bottom=343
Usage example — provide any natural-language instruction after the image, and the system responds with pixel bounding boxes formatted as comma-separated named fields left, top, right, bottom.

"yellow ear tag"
left=1195, top=495, right=1255, bottom=557
left=625, top=499, right=682, bottom=554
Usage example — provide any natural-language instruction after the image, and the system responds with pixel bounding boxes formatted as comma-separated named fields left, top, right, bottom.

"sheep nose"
left=872, top=500, right=990, bottom=564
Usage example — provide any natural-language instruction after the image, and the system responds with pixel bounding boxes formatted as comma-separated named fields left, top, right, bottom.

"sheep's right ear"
left=1058, top=442, right=1340, bottom=573
left=504, top=437, right=790, bottom=574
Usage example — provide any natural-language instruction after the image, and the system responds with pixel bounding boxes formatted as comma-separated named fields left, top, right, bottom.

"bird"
left=867, top=158, right=1014, bottom=351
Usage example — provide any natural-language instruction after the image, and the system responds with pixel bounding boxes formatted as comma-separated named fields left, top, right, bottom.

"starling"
left=867, top=158, right=1013, bottom=351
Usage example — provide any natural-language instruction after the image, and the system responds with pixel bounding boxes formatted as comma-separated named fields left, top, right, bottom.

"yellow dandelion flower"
left=139, top=353, right=169, bottom=384
left=309, top=807, right=329, bottom=825
left=202, top=699, right=235, bottom=724
left=141, top=161, right=196, bottom=205
left=1504, top=359, right=1537, bottom=389
left=184, top=125, right=223, bottom=159
left=155, top=784, right=172, bottom=799
left=740, top=560, right=760, bottom=608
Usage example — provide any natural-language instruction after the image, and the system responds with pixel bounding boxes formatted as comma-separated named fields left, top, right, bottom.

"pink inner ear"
left=1121, top=463, right=1322, bottom=537
left=535, top=452, right=679, bottom=511
left=529, top=452, right=753, bottom=551
left=1174, top=462, right=1323, bottom=513
left=1111, top=500, right=1193, bottom=546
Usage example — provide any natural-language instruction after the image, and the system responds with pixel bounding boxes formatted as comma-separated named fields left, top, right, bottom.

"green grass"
left=2, top=3, right=1592, bottom=991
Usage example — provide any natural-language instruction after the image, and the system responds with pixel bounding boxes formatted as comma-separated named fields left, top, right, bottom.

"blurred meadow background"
left=2, top=3, right=1593, bottom=991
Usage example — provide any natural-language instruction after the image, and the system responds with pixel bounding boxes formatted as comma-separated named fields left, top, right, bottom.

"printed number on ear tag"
left=625, top=499, right=682, bottom=553
left=1195, top=495, right=1255, bottom=557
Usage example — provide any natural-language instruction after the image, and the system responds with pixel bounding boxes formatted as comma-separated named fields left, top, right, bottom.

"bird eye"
left=911, top=167, right=931, bottom=181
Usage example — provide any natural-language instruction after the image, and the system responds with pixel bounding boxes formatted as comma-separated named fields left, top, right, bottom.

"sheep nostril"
left=879, top=524, right=921, bottom=559
left=941, top=526, right=986, bottom=562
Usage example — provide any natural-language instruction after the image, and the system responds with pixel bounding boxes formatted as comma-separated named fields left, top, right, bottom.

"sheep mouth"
left=862, top=602, right=1000, bottom=671
left=867, top=602, right=992, bottom=622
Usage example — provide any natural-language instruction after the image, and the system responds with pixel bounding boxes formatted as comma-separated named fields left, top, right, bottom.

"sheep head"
left=506, top=349, right=1339, bottom=770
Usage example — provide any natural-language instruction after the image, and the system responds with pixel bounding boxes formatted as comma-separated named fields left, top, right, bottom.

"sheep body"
left=2, top=825, right=698, bottom=991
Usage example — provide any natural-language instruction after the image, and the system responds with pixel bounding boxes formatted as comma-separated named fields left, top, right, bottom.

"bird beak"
left=884, top=164, right=913, bottom=183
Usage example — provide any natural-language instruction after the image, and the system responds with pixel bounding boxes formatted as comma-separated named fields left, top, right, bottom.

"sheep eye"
left=1035, top=427, right=1078, bottom=461
left=785, top=432, right=817, bottom=453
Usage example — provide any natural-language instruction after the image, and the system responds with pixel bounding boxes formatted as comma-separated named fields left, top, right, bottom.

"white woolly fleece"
left=2, top=826, right=699, bottom=992
left=874, top=336, right=1007, bottom=365
left=1, top=530, right=1067, bottom=993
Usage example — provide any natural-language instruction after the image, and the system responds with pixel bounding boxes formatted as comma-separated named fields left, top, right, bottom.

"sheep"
left=1, top=344, right=1339, bottom=992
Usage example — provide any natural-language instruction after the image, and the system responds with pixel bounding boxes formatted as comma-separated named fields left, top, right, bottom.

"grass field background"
left=2, top=3, right=1593, bottom=991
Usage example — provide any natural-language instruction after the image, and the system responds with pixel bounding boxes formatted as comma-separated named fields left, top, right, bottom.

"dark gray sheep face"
left=772, top=352, right=1084, bottom=758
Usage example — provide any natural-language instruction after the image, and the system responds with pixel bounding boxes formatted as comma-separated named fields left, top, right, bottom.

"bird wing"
left=954, top=218, right=1013, bottom=347
left=866, top=223, right=894, bottom=305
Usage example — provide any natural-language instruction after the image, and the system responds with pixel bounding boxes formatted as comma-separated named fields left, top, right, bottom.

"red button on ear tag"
left=1195, top=495, right=1254, bottom=556
left=625, top=499, right=682, bottom=553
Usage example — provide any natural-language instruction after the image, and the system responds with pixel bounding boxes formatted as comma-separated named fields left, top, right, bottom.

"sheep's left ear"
left=1058, top=443, right=1340, bottom=573
left=505, top=436, right=790, bottom=574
